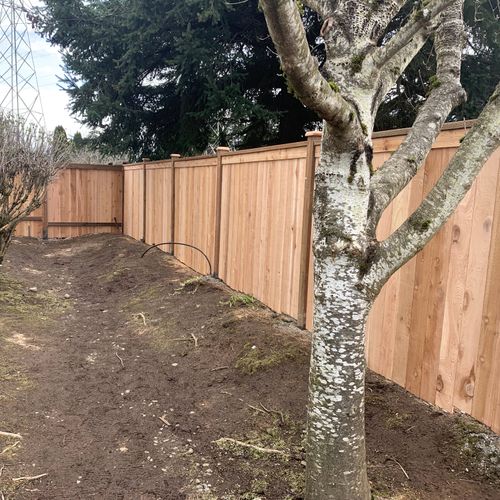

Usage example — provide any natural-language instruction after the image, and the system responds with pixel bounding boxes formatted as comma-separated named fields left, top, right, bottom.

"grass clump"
left=0, top=274, right=67, bottom=328
left=385, top=412, right=412, bottom=430
left=98, top=265, right=130, bottom=282
left=235, top=343, right=300, bottom=375
left=176, top=275, right=207, bottom=294
left=0, top=364, right=31, bottom=389
left=221, top=293, right=256, bottom=307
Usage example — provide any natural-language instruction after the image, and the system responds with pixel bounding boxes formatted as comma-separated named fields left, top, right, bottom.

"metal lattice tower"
left=0, top=0, right=44, bottom=127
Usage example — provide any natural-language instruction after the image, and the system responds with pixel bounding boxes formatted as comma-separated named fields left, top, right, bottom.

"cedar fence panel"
left=173, top=157, right=218, bottom=275
left=25, top=123, right=498, bottom=433
left=219, top=144, right=308, bottom=319
left=15, top=164, right=123, bottom=239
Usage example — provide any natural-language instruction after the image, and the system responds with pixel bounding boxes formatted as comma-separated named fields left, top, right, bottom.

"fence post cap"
left=142, top=157, right=151, bottom=162
left=170, top=153, right=181, bottom=159
left=216, top=147, right=231, bottom=153
left=305, top=131, right=322, bottom=138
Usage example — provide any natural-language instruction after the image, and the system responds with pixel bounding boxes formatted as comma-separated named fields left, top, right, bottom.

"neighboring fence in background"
left=15, top=164, right=124, bottom=239
left=123, top=121, right=500, bottom=434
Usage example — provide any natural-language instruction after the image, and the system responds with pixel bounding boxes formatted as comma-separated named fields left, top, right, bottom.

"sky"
left=0, top=0, right=87, bottom=136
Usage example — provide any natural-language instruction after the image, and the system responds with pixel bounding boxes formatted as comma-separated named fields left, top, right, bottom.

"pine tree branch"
left=259, top=0, right=357, bottom=132
left=368, top=0, right=466, bottom=234
left=364, top=81, right=500, bottom=294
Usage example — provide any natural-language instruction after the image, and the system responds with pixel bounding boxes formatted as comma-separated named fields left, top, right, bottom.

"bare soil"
left=0, top=234, right=498, bottom=499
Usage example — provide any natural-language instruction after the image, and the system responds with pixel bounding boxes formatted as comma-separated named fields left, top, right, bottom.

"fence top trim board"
left=65, top=163, right=124, bottom=171
left=123, top=120, right=477, bottom=169
left=371, top=119, right=476, bottom=139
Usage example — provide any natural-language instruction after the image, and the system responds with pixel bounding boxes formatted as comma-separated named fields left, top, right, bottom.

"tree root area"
left=0, top=234, right=498, bottom=499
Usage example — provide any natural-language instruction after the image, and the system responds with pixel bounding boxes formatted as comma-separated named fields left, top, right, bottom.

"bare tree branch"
left=368, top=0, right=466, bottom=233
left=369, top=0, right=407, bottom=42
left=371, top=0, right=454, bottom=70
left=302, top=0, right=331, bottom=18
left=259, top=0, right=357, bottom=132
left=0, top=114, right=68, bottom=262
left=364, top=81, right=500, bottom=294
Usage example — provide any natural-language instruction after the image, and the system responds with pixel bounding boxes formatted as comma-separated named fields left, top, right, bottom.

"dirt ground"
left=0, top=234, right=498, bottom=500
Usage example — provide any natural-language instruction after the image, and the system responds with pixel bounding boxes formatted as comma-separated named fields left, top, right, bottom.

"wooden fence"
left=15, top=164, right=124, bottom=239
left=12, top=125, right=498, bottom=433
left=123, top=122, right=500, bottom=434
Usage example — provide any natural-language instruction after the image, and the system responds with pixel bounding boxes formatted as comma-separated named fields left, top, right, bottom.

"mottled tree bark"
left=259, top=1, right=500, bottom=498
left=0, top=228, right=13, bottom=265
left=307, top=125, right=373, bottom=499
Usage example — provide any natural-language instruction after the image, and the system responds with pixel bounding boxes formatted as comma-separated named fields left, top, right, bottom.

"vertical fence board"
left=144, top=163, right=173, bottom=247
left=452, top=156, right=498, bottom=415
left=434, top=178, right=475, bottom=411
left=470, top=154, right=500, bottom=429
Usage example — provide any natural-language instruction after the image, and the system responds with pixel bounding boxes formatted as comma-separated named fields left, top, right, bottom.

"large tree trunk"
left=306, top=255, right=371, bottom=499
left=305, top=126, right=373, bottom=500
left=0, top=228, right=13, bottom=265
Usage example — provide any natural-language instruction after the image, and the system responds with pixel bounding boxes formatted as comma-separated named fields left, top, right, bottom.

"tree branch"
left=302, top=0, right=331, bottom=18
left=364, top=81, right=500, bottom=294
left=371, top=0, right=454, bottom=70
left=259, top=0, right=357, bottom=131
left=368, top=0, right=466, bottom=233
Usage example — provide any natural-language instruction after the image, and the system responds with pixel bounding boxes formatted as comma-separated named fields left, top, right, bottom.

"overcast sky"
left=0, top=0, right=87, bottom=136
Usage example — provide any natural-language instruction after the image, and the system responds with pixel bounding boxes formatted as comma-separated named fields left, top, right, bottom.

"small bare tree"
left=0, top=114, right=67, bottom=264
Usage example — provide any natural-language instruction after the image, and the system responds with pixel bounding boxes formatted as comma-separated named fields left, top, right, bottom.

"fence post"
left=121, top=164, right=126, bottom=235
left=42, top=190, right=49, bottom=240
left=141, top=158, right=150, bottom=243
left=170, top=154, right=181, bottom=255
left=297, top=131, right=322, bottom=329
left=213, top=147, right=230, bottom=277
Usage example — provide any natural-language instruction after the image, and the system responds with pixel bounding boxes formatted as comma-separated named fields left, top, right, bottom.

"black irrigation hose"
left=141, top=242, right=213, bottom=276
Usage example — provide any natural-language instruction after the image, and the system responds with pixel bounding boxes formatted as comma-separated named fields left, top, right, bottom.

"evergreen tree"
left=34, top=0, right=318, bottom=159
left=53, top=125, right=68, bottom=143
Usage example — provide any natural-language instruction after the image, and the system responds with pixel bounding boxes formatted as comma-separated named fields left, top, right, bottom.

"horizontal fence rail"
left=14, top=122, right=499, bottom=434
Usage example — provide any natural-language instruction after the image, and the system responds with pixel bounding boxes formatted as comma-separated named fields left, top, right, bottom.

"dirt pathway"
left=0, top=235, right=498, bottom=499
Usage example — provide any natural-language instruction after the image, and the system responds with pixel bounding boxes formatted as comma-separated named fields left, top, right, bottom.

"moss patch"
left=451, top=417, right=500, bottom=480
